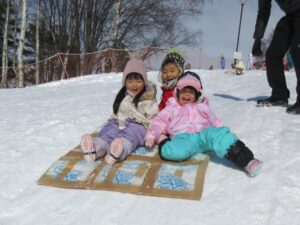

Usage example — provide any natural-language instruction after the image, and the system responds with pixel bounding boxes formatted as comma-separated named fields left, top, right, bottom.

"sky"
left=1, top=68, right=300, bottom=225
left=183, top=0, right=284, bottom=68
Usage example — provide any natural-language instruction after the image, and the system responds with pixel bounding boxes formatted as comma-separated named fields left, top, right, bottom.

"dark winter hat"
left=158, top=48, right=185, bottom=83
left=122, top=58, right=147, bottom=85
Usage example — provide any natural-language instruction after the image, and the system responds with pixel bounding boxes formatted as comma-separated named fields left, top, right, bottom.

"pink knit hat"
left=174, top=71, right=203, bottom=100
left=122, top=58, right=147, bottom=85
left=176, top=73, right=202, bottom=91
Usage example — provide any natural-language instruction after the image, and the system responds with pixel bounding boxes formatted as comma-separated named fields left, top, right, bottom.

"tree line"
left=0, top=0, right=207, bottom=88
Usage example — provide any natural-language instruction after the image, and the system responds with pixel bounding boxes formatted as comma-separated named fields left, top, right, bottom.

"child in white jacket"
left=81, top=58, right=158, bottom=165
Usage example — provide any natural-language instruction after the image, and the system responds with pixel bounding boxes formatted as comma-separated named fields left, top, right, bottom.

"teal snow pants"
left=160, top=126, right=238, bottom=161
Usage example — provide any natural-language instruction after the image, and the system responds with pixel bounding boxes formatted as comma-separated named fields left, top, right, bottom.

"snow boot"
left=244, top=159, right=263, bottom=177
left=81, top=134, right=97, bottom=162
left=92, top=137, right=109, bottom=158
left=286, top=102, right=300, bottom=114
left=104, top=138, right=124, bottom=165
left=257, top=97, right=288, bottom=107
left=226, top=140, right=262, bottom=177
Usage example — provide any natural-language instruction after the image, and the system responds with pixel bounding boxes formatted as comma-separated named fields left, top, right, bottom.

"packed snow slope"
left=0, top=69, right=299, bottom=225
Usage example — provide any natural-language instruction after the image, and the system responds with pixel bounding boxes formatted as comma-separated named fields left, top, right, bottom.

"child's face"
left=178, top=87, right=196, bottom=105
left=125, top=77, right=145, bottom=96
left=162, top=63, right=181, bottom=82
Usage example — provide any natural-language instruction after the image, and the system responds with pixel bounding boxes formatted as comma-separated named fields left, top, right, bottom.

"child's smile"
left=162, top=63, right=181, bottom=82
left=126, top=78, right=145, bottom=96
left=178, top=87, right=197, bottom=105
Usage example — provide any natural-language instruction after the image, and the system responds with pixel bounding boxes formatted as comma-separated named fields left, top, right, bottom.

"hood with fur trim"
left=158, top=49, right=185, bottom=83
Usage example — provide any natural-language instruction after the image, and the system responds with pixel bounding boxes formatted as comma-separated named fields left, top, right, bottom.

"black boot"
left=225, top=140, right=254, bottom=168
left=257, top=96, right=288, bottom=107
left=286, top=102, right=300, bottom=114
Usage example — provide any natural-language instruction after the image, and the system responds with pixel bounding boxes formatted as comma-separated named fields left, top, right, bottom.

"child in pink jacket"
left=145, top=71, right=262, bottom=177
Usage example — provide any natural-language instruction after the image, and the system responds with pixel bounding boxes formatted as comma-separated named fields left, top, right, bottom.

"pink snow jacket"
left=145, top=96, right=223, bottom=143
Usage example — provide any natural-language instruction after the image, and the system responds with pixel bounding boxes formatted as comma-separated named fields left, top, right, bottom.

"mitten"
left=145, top=134, right=155, bottom=148
left=252, top=39, right=262, bottom=56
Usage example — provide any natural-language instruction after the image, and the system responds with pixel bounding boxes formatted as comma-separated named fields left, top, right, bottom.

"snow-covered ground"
left=1, top=69, right=299, bottom=225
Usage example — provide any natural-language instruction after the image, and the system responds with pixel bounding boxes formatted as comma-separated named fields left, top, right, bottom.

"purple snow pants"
left=98, top=119, right=146, bottom=149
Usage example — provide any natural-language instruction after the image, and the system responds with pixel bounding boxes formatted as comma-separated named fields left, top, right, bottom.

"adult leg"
left=258, top=17, right=291, bottom=105
left=287, top=11, right=300, bottom=114
left=266, top=16, right=291, bottom=99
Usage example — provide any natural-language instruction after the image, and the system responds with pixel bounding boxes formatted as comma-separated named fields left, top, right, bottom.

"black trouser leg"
left=266, top=16, right=291, bottom=100
left=290, top=11, right=300, bottom=104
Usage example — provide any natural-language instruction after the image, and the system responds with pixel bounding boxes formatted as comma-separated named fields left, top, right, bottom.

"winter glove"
left=252, top=39, right=262, bottom=56
left=145, top=134, right=155, bottom=148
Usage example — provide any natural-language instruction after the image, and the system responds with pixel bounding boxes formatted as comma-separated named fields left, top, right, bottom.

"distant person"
left=185, top=62, right=191, bottom=70
left=232, top=52, right=242, bottom=69
left=252, top=0, right=300, bottom=114
left=145, top=71, right=263, bottom=177
left=247, top=53, right=256, bottom=70
left=219, top=54, right=226, bottom=69
left=157, top=48, right=185, bottom=110
left=235, top=60, right=245, bottom=75
left=209, top=65, right=213, bottom=70
left=80, top=58, right=158, bottom=165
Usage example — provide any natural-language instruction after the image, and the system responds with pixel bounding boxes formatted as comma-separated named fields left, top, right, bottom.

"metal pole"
left=236, top=3, right=244, bottom=52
